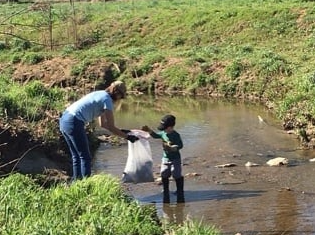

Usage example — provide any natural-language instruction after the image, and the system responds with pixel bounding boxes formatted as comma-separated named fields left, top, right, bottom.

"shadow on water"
left=221, top=231, right=314, bottom=235
left=139, top=189, right=266, bottom=203
left=93, top=95, right=315, bottom=235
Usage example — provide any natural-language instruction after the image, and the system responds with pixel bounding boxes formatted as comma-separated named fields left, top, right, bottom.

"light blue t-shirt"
left=66, top=91, right=113, bottom=123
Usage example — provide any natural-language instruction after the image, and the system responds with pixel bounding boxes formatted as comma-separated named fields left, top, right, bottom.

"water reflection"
left=274, top=190, right=297, bottom=234
left=162, top=203, right=185, bottom=225
left=93, top=95, right=315, bottom=235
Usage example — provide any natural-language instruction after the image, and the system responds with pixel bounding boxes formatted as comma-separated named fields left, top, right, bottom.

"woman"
left=59, top=81, right=138, bottom=180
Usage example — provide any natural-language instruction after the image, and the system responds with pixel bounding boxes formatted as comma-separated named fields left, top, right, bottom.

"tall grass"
left=0, top=77, right=64, bottom=122
left=0, top=174, right=163, bottom=235
left=0, top=173, right=220, bottom=235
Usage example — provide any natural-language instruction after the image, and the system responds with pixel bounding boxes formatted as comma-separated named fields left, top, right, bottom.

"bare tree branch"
left=0, top=144, right=42, bottom=171
left=0, top=6, right=29, bottom=25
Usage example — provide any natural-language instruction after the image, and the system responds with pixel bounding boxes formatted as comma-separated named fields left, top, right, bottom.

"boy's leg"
left=172, top=158, right=185, bottom=203
left=161, top=159, right=171, bottom=203
left=175, top=176, right=185, bottom=203
left=162, top=177, right=170, bottom=203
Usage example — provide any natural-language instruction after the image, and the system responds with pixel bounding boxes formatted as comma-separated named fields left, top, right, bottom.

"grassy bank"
left=0, top=173, right=220, bottom=235
left=1, top=0, right=315, bottom=146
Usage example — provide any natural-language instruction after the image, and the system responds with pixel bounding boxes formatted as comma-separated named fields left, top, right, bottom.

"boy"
left=142, top=114, right=184, bottom=203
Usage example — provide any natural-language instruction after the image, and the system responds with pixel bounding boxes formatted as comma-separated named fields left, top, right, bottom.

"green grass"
left=170, top=220, right=221, bottom=235
left=0, top=173, right=220, bottom=235
left=1, top=0, right=315, bottom=140
left=0, top=78, right=64, bottom=121
left=0, top=73, right=65, bottom=142
left=0, top=173, right=162, bottom=235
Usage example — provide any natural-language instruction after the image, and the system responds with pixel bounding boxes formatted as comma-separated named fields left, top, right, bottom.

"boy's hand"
left=163, top=142, right=178, bottom=152
left=141, top=125, right=152, bottom=133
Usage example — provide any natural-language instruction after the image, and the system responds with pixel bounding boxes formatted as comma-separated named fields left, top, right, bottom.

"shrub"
left=225, top=60, right=244, bottom=79
left=11, top=38, right=31, bottom=51
left=22, top=53, right=45, bottom=65
left=0, top=41, right=7, bottom=50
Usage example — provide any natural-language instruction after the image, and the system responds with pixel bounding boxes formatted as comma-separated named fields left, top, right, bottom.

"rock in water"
left=266, top=157, right=289, bottom=166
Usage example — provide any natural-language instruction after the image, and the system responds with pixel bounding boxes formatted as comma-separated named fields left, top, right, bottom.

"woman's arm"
left=99, top=110, right=128, bottom=138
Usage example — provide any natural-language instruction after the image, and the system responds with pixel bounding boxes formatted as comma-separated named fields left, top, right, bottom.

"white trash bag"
left=122, top=130, right=154, bottom=183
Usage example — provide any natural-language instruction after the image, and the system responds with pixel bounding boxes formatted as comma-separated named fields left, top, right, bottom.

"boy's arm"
left=168, top=133, right=183, bottom=151
left=142, top=125, right=161, bottom=139
left=177, top=134, right=183, bottom=150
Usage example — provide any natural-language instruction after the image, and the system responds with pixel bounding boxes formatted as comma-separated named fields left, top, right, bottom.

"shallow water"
left=92, top=96, right=315, bottom=235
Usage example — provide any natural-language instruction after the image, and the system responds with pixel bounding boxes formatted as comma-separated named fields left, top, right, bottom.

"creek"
left=92, top=96, right=315, bottom=235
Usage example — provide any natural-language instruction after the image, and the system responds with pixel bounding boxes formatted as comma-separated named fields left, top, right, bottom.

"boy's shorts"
left=160, top=158, right=182, bottom=179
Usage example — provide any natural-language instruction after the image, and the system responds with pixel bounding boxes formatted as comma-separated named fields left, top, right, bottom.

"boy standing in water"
left=142, top=114, right=184, bottom=203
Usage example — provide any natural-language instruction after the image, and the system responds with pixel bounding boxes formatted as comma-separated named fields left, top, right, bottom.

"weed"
left=11, top=38, right=31, bottom=51
left=10, top=54, right=22, bottom=64
left=225, top=60, right=244, bottom=79
left=195, top=73, right=217, bottom=87
left=257, top=51, right=292, bottom=77
left=169, top=219, right=220, bottom=235
left=218, top=81, right=238, bottom=96
left=172, top=37, right=186, bottom=47
left=162, top=65, right=191, bottom=89
left=0, top=41, right=7, bottom=50
left=22, top=53, right=45, bottom=65
left=70, top=63, right=85, bottom=76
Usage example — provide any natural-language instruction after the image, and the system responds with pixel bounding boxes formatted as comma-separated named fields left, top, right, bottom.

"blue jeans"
left=59, top=111, right=91, bottom=180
